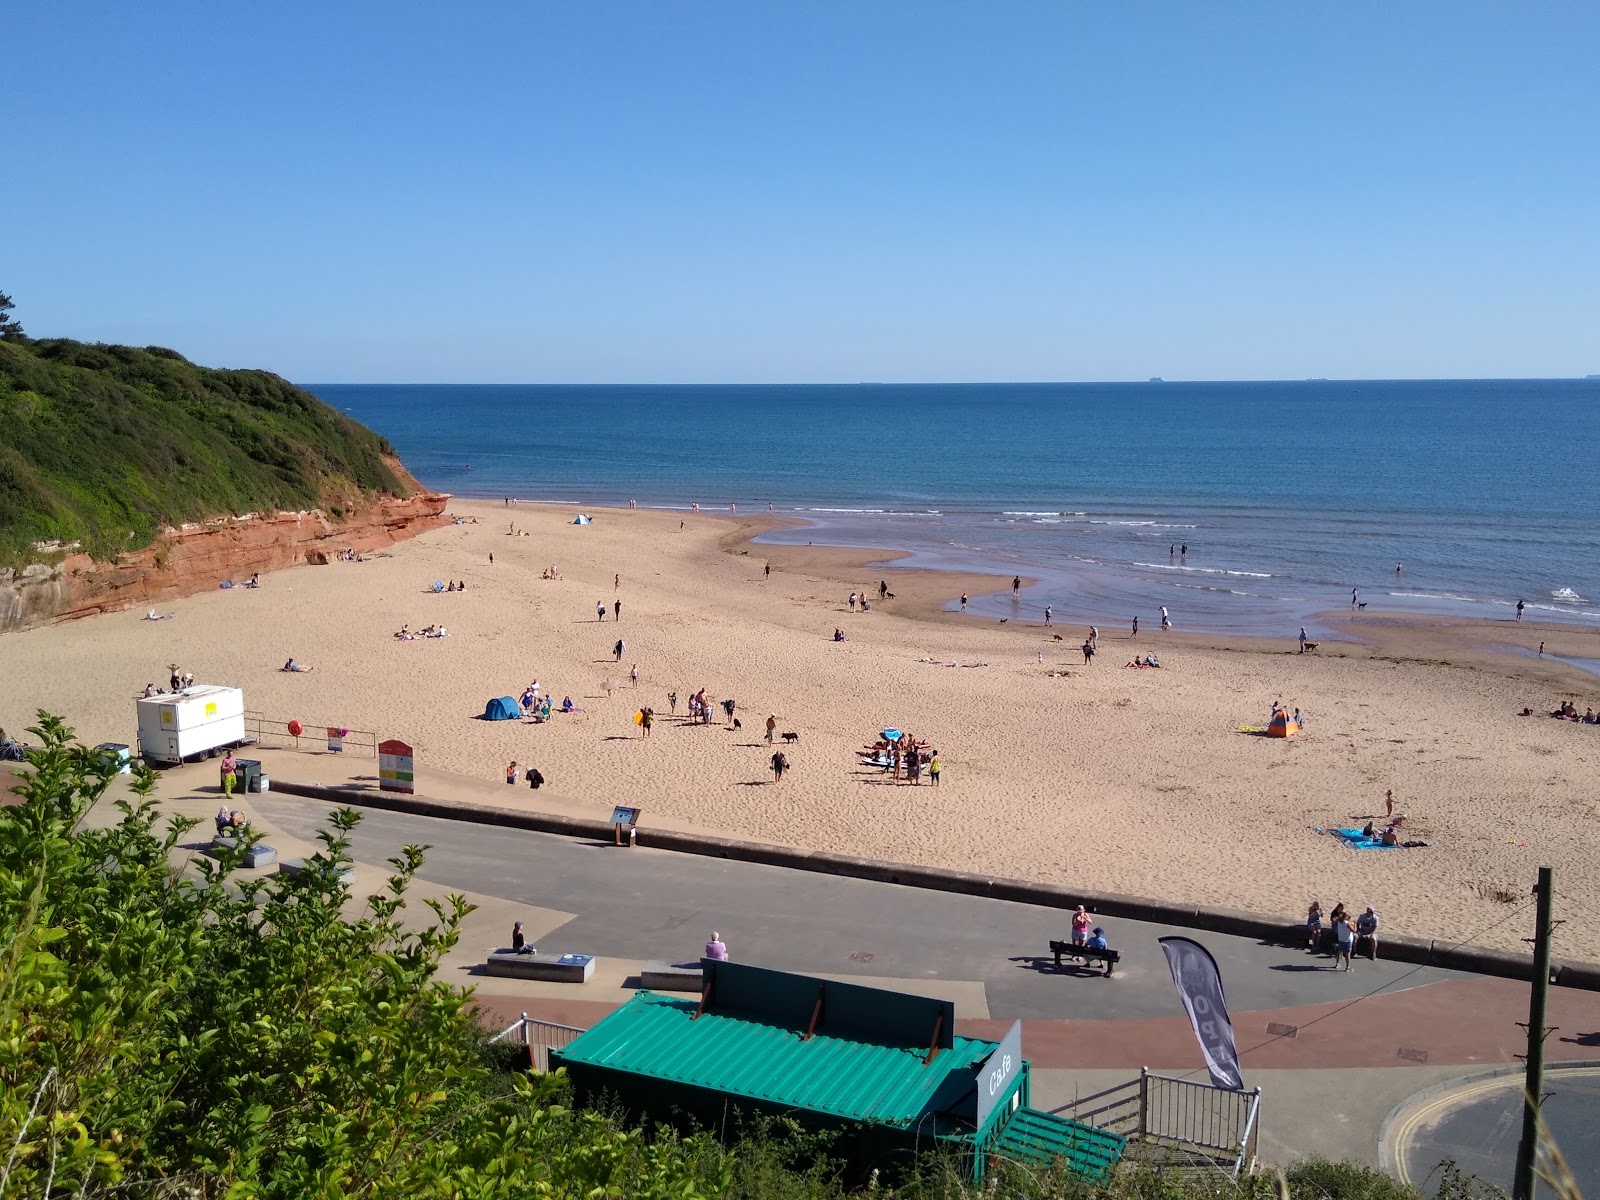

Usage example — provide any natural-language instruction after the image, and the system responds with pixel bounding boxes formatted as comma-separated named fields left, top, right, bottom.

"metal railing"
left=489, top=1012, right=586, bottom=1072
left=1053, top=1067, right=1262, bottom=1180
left=243, top=712, right=380, bottom=757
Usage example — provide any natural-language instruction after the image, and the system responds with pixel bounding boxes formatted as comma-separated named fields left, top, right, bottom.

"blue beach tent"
left=484, top=696, right=522, bottom=721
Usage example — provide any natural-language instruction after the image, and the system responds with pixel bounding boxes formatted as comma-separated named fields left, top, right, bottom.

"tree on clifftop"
left=0, top=290, right=25, bottom=342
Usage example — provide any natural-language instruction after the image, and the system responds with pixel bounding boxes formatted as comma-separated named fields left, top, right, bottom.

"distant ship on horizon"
left=1148, top=376, right=1164, bottom=383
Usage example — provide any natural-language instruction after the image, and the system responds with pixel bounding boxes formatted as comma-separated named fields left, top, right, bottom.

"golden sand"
left=3, top=500, right=1597, bottom=961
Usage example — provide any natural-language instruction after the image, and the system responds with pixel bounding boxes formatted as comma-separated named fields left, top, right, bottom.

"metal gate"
left=1052, top=1067, right=1261, bottom=1179
left=489, top=1012, right=587, bottom=1072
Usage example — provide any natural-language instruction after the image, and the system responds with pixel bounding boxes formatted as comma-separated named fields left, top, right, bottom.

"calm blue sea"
left=310, top=381, right=1600, bottom=636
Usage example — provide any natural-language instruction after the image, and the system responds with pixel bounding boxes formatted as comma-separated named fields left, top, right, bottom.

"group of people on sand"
left=337, top=549, right=363, bottom=562
left=1303, top=901, right=1383, bottom=970
left=860, top=731, right=941, bottom=785
left=1550, top=700, right=1598, bottom=723
left=1124, top=654, right=1161, bottom=669
left=143, top=669, right=194, bottom=698
left=394, top=624, right=448, bottom=641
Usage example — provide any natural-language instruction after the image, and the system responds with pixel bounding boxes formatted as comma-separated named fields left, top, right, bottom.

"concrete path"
left=110, top=762, right=1600, bottom=1171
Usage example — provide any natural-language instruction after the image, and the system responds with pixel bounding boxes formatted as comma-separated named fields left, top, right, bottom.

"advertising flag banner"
left=1159, top=936, right=1244, bottom=1090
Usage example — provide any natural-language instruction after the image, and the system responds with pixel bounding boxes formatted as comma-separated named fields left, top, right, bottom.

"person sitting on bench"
left=1085, top=927, right=1109, bottom=952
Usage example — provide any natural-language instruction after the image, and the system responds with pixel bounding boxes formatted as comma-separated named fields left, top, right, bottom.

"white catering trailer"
left=135, top=685, right=250, bottom=765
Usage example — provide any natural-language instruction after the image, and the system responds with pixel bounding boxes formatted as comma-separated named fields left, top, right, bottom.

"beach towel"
left=1333, top=827, right=1400, bottom=851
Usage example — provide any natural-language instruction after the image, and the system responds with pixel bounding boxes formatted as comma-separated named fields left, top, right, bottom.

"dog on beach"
left=782, top=731, right=800, bottom=744
left=1052, top=633, right=1063, bottom=641
left=731, top=717, right=742, bottom=730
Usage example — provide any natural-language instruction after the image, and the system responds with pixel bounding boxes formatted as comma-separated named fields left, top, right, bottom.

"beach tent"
left=572, top=514, right=592, bottom=525
left=1266, top=711, right=1301, bottom=738
left=484, top=696, right=522, bottom=721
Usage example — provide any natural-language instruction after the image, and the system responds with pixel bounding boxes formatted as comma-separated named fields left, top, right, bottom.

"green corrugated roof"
left=552, top=990, right=997, bottom=1130
left=991, top=1107, right=1126, bottom=1182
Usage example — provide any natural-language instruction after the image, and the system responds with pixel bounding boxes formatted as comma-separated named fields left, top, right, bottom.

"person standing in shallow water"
left=1012, top=576, right=1021, bottom=599
left=960, top=593, right=968, bottom=612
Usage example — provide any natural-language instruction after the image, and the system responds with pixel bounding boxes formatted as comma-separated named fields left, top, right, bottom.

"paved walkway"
left=131, top=760, right=1600, bottom=1169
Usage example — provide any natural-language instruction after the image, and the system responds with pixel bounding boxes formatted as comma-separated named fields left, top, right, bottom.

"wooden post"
left=1513, top=866, right=1555, bottom=1200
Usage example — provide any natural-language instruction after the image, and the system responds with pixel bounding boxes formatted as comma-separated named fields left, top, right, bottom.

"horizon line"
left=301, top=375, right=1600, bottom=388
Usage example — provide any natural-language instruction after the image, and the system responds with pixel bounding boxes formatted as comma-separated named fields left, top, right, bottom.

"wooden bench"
left=206, top=835, right=279, bottom=868
left=486, top=950, right=597, bottom=983
left=1048, top=939, right=1121, bottom=975
left=639, top=960, right=704, bottom=992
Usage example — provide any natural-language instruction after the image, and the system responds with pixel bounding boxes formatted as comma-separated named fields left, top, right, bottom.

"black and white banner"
left=1159, top=936, right=1244, bottom=1091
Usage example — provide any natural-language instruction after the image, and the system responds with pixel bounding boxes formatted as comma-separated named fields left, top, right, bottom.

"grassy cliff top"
left=0, top=338, right=416, bottom=568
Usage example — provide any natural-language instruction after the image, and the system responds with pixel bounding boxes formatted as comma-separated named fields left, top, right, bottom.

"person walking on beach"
left=1044, top=605, right=1052, bottom=626
left=1351, top=587, right=1359, bottom=611
left=1516, top=599, right=1525, bottom=621
left=1385, top=789, right=1395, bottom=819
left=506, top=760, right=518, bottom=785
left=879, top=579, right=888, bottom=599
left=770, top=751, right=788, bottom=782
left=614, top=573, right=620, bottom=591
left=929, top=754, right=941, bottom=785
left=1299, top=627, right=1308, bottom=653
left=764, top=562, right=770, bottom=579
left=1090, top=625, right=1099, bottom=647
left=765, top=714, right=777, bottom=743
left=629, top=663, right=638, bottom=686
left=596, top=601, right=606, bottom=622
left=667, top=691, right=678, bottom=716
left=614, top=598, right=622, bottom=621
left=1160, top=605, right=1170, bottom=631
left=613, top=638, right=625, bottom=662
left=848, top=592, right=857, bottom=612
left=1131, top=616, right=1138, bottom=637
left=722, top=697, right=737, bottom=727
left=640, top=707, right=653, bottom=738
left=1082, top=640, right=1094, bottom=664
left=960, top=593, right=968, bottom=612
left=1012, top=576, right=1021, bottom=599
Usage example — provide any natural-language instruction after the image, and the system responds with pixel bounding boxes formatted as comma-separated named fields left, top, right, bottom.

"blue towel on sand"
left=1334, top=827, right=1398, bottom=850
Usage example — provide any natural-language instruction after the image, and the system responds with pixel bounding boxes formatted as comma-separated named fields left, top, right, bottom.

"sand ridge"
left=2, top=499, right=1596, bottom=962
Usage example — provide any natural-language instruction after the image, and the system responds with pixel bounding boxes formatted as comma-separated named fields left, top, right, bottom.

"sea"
left=309, top=380, right=1600, bottom=638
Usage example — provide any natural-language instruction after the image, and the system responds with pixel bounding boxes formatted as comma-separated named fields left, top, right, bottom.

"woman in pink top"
left=1071, top=906, right=1092, bottom=946
left=705, top=932, right=729, bottom=961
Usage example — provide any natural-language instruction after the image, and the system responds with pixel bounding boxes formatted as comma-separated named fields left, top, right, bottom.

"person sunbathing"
left=281, top=658, right=313, bottom=672
left=1380, top=826, right=1400, bottom=846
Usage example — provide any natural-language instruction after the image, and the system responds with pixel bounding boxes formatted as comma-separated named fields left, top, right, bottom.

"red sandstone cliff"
left=1, top=487, right=450, bottom=632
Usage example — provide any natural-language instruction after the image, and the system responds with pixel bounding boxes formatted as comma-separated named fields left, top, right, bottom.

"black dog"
left=731, top=717, right=742, bottom=730
left=782, top=731, right=800, bottom=744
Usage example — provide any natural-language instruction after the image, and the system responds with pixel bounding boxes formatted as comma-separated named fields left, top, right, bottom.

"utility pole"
left=1512, top=866, right=1554, bottom=1200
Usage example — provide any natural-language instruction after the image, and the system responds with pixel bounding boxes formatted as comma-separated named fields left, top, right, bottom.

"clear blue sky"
left=7, top=3, right=1597, bottom=382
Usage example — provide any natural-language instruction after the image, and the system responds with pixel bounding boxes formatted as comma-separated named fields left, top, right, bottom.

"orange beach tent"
left=1266, top=710, right=1301, bottom=738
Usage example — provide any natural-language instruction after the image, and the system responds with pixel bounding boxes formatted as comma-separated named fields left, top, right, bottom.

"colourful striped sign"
left=377, top=738, right=414, bottom=794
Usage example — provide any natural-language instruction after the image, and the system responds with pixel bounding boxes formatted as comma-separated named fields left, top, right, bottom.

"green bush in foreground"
left=0, top=716, right=1507, bottom=1199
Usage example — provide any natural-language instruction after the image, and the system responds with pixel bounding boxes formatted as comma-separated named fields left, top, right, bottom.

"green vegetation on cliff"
left=0, top=323, right=412, bottom=568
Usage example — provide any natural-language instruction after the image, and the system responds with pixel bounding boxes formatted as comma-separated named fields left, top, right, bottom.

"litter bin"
left=95, top=742, right=132, bottom=775
left=233, top=759, right=262, bottom=794
left=253, top=773, right=270, bottom=794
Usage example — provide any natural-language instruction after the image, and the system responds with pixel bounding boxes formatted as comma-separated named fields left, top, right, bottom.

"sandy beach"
left=3, top=499, right=1597, bottom=962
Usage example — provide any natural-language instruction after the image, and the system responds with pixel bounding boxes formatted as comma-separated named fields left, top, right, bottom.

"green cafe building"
left=549, top=960, right=1124, bottom=1183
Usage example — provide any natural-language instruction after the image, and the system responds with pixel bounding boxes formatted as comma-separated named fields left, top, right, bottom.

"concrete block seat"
left=278, top=855, right=355, bottom=885
left=639, top=960, right=705, bottom=992
left=486, top=949, right=597, bottom=983
left=206, top=835, right=279, bottom=868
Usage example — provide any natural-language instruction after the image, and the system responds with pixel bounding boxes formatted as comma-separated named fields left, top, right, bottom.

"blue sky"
left=6, top=3, right=1597, bottom=382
